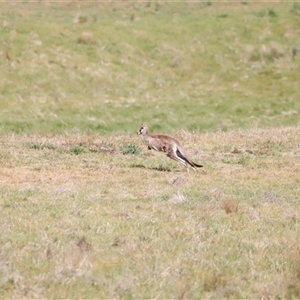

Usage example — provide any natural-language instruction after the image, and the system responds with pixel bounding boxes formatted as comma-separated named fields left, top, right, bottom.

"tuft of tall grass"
left=120, top=143, right=141, bottom=155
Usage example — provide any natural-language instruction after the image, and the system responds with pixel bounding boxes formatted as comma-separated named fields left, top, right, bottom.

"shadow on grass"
left=129, top=164, right=172, bottom=172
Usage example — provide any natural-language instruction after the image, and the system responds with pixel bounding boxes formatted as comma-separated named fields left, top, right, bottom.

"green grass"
left=1, top=1, right=299, bottom=134
left=1, top=1, right=300, bottom=298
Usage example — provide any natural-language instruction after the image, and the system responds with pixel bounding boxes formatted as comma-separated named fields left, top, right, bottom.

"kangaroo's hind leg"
left=166, top=152, right=190, bottom=171
left=175, top=148, right=197, bottom=171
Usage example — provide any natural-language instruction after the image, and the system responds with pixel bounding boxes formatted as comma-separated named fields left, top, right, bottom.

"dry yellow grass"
left=0, top=126, right=299, bottom=298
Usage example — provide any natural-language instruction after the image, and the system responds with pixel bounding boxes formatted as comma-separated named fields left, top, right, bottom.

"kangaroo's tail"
left=176, top=148, right=203, bottom=169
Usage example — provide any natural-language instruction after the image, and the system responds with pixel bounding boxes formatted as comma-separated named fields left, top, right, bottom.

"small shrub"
left=70, top=145, right=84, bottom=155
left=268, top=8, right=277, bottom=18
left=120, top=143, right=141, bottom=155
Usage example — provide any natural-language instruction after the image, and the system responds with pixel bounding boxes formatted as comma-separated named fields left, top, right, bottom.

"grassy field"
left=1, top=1, right=300, bottom=299
left=1, top=127, right=300, bottom=298
left=1, top=1, right=300, bottom=133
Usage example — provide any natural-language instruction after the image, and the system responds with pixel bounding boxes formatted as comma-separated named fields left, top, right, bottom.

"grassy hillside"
left=0, top=126, right=300, bottom=298
left=1, top=1, right=300, bottom=134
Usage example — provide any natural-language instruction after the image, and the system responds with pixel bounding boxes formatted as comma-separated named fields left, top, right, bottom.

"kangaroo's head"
left=138, top=124, right=148, bottom=135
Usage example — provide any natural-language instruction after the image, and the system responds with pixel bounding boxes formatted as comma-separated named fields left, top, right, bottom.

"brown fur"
left=138, top=124, right=203, bottom=171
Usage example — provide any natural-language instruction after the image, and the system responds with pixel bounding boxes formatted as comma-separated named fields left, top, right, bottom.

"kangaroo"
left=138, top=124, right=203, bottom=171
